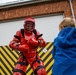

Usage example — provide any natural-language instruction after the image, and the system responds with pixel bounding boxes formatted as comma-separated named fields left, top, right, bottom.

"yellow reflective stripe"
left=9, top=47, right=19, bottom=58
left=0, top=62, right=10, bottom=75
left=3, top=46, right=17, bottom=62
left=38, top=51, right=43, bottom=56
left=37, top=47, right=41, bottom=51
left=46, top=60, right=54, bottom=71
left=45, top=42, right=52, bottom=49
left=0, top=47, right=14, bottom=66
left=48, top=45, right=53, bottom=51
left=0, top=69, right=4, bottom=75
left=1, top=53, right=13, bottom=72
left=26, top=64, right=31, bottom=70
left=39, top=42, right=52, bottom=56
left=44, top=54, right=52, bottom=65
left=26, top=69, right=33, bottom=75
left=47, top=69, right=52, bottom=75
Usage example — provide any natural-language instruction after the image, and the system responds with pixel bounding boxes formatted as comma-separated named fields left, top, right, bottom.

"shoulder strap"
left=33, top=29, right=37, bottom=37
left=33, top=29, right=43, bottom=39
left=21, top=29, right=24, bottom=37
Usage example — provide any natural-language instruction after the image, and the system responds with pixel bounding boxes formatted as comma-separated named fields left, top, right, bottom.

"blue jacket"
left=52, top=27, right=76, bottom=75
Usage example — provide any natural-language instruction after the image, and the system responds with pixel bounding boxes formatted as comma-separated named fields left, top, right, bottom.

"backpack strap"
left=21, top=29, right=24, bottom=37
left=33, top=29, right=37, bottom=37
left=33, top=29, right=43, bottom=39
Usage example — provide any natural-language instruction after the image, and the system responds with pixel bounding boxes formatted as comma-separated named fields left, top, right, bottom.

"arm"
left=9, top=30, right=29, bottom=52
left=28, top=31, right=46, bottom=47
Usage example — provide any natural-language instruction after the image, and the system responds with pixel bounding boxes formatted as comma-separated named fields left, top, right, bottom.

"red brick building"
left=0, top=0, right=76, bottom=21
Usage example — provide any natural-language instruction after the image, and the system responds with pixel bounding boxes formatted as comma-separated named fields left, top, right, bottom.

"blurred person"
left=52, top=17, right=76, bottom=75
left=9, top=17, right=47, bottom=75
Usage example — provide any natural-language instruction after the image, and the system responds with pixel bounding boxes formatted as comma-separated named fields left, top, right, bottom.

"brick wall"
left=0, top=0, right=76, bottom=21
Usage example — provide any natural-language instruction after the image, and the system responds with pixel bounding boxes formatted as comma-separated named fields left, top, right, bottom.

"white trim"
left=0, top=0, right=51, bottom=9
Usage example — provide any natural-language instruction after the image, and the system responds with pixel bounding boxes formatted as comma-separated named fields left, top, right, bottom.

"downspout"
left=69, top=0, right=76, bottom=24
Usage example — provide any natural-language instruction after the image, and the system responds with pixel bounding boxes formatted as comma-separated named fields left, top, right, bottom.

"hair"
left=59, top=17, right=76, bottom=30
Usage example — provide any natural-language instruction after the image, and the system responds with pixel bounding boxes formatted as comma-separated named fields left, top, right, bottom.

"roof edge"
left=0, top=0, right=62, bottom=9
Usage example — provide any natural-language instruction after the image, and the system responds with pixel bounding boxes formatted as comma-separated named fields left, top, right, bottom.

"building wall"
left=0, top=0, right=76, bottom=21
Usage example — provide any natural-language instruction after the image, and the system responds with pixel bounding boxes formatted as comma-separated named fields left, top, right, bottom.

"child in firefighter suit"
left=52, top=17, right=76, bottom=75
left=9, top=17, right=47, bottom=75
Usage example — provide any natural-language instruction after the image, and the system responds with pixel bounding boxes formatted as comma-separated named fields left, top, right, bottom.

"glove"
left=28, top=38, right=38, bottom=46
left=18, top=44, right=30, bottom=52
left=9, top=41, right=29, bottom=51
left=9, top=41, right=20, bottom=50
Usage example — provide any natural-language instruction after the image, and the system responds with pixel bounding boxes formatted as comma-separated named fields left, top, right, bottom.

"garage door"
left=0, top=14, right=64, bottom=46
left=0, top=14, right=64, bottom=75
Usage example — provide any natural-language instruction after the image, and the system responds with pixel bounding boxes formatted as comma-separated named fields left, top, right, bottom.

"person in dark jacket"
left=52, top=17, right=76, bottom=75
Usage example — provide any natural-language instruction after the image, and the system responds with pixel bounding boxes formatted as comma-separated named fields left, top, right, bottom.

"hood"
left=54, top=27, right=76, bottom=48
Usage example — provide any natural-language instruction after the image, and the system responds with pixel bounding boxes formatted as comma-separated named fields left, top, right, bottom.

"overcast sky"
left=0, top=0, right=30, bottom=4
